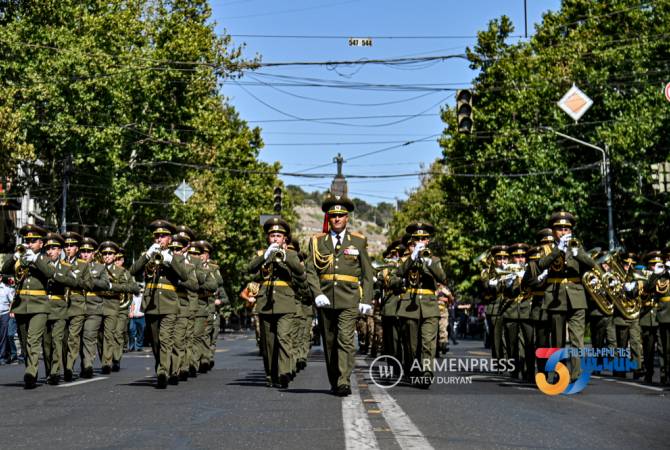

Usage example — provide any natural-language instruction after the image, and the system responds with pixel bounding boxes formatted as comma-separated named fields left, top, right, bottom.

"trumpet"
left=419, top=248, right=432, bottom=259
left=15, top=244, right=27, bottom=255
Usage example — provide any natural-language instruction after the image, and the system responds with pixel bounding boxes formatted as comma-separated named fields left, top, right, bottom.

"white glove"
left=13, top=251, right=22, bottom=261
left=422, top=257, right=432, bottom=266
left=666, top=261, right=670, bottom=269
left=314, top=294, right=331, bottom=307
left=537, top=269, right=549, bottom=283
left=108, top=282, right=113, bottom=290
left=488, top=279, right=498, bottom=287
left=654, top=263, right=665, bottom=275
left=411, top=242, right=425, bottom=261
left=516, top=270, right=525, bottom=279
left=358, top=303, right=373, bottom=315
left=624, top=282, right=637, bottom=292
left=264, top=243, right=280, bottom=260
left=146, top=243, right=161, bottom=257
left=23, top=251, right=38, bottom=263
left=161, top=250, right=173, bottom=265
left=505, top=275, right=515, bottom=288
left=589, top=277, right=598, bottom=287
left=608, top=278, right=619, bottom=288
left=557, top=234, right=571, bottom=253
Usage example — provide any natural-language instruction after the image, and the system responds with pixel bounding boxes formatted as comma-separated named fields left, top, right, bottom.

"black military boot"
left=81, top=367, right=94, bottom=379
left=189, top=366, right=198, bottom=378
left=101, top=365, right=112, bottom=375
left=278, top=374, right=290, bottom=389
left=168, top=375, right=179, bottom=386
left=47, top=374, right=60, bottom=386
left=156, top=373, right=168, bottom=389
left=64, top=369, right=73, bottom=382
left=23, top=373, right=37, bottom=389
left=112, top=361, right=121, bottom=372
left=179, top=371, right=189, bottom=382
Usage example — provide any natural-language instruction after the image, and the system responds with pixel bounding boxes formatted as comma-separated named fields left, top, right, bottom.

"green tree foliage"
left=391, top=0, right=670, bottom=294
left=0, top=0, right=283, bottom=292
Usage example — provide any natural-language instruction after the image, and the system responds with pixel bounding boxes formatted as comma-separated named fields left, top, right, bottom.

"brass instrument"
left=568, top=237, right=581, bottom=250
left=419, top=248, right=432, bottom=259
left=15, top=244, right=27, bottom=255
left=582, top=264, right=614, bottom=316
left=599, top=251, right=640, bottom=320
left=13, top=244, right=31, bottom=283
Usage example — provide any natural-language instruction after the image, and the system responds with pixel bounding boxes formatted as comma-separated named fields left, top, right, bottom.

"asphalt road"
left=1, top=332, right=668, bottom=449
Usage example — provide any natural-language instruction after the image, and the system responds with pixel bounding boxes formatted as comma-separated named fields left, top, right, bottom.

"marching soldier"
left=187, top=242, right=213, bottom=374
left=379, top=237, right=406, bottom=363
left=167, top=233, right=199, bottom=384
left=287, top=238, right=312, bottom=373
left=482, top=245, right=509, bottom=361
left=305, top=194, right=374, bottom=396
left=240, top=281, right=262, bottom=354
left=199, top=240, right=225, bottom=371
left=1, top=224, right=52, bottom=388
left=130, top=220, right=190, bottom=389
left=616, top=252, right=643, bottom=378
left=249, top=217, right=305, bottom=388
left=502, top=243, right=533, bottom=381
left=62, top=231, right=87, bottom=381
left=436, top=286, right=450, bottom=357
left=111, top=247, right=138, bottom=372
left=522, top=245, right=550, bottom=376
left=538, top=211, right=596, bottom=381
left=41, top=233, right=79, bottom=385
left=645, top=251, right=670, bottom=385
left=396, top=222, right=446, bottom=388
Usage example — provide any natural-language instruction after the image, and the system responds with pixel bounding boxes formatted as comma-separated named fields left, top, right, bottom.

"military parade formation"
left=1, top=220, right=226, bottom=389
left=2, top=195, right=670, bottom=394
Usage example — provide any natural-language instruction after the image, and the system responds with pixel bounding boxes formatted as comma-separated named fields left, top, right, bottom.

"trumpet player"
left=111, top=247, right=139, bottom=373
left=1, top=225, right=49, bottom=388
left=62, top=231, right=87, bottom=382
left=502, top=243, right=532, bottom=381
left=380, top=239, right=404, bottom=364
left=249, top=217, right=305, bottom=388
left=616, top=253, right=643, bottom=379
left=198, top=240, right=225, bottom=371
left=396, top=222, right=446, bottom=388
left=129, top=220, right=190, bottom=389
left=481, top=245, right=509, bottom=361
left=538, top=211, right=596, bottom=382
left=644, top=251, right=670, bottom=385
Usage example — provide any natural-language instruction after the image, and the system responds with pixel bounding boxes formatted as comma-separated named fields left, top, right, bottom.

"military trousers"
left=615, top=321, right=639, bottom=376
left=43, top=318, right=66, bottom=377
left=171, top=316, right=189, bottom=377
left=181, top=317, right=195, bottom=373
left=319, top=307, right=357, bottom=389
left=371, top=313, right=383, bottom=357
left=382, top=316, right=402, bottom=363
left=533, top=319, right=550, bottom=374
left=17, top=313, right=48, bottom=378
left=356, top=315, right=374, bottom=353
left=549, top=308, right=586, bottom=380
left=504, top=318, right=534, bottom=381
left=260, top=313, right=295, bottom=382
left=112, top=310, right=129, bottom=365
left=589, top=315, right=613, bottom=373
left=491, top=314, right=506, bottom=361
left=400, top=316, right=438, bottom=379
left=192, top=316, right=209, bottom=368
left=95, top=313, right=118, bottom=368
left=288, top=312, right=302, bottom=373
left=65, top=314, right=85, bottom=372
left=82, top=314, right=103, bottom=370
left=146, top=313, right=177, bottom=377
left=628, top=319, right=643, bottom=371
left=298, top=309, right=313, bottom=363
left=641, top=325, right=658, bottom=381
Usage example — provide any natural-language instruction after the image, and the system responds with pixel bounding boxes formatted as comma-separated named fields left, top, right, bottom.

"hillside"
left=292, top=201, right=388, bottom=257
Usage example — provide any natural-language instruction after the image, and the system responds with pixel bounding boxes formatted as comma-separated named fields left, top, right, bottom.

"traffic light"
left=651, top=162, right=670, bottom=193
left=273, top=186, right=283, bottom=213
left=456, top=89, right=473, bottom=134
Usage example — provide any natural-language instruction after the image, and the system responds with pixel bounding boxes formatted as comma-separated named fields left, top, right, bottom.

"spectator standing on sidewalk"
left=0, top=276, right=15, bottom=364
left=128, top=288, right=145, bottom=351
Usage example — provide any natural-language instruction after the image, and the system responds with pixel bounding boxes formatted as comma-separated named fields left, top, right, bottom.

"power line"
left=230, top=34, right=517, bottom=40
left=257, top=54, right=467, bottom=68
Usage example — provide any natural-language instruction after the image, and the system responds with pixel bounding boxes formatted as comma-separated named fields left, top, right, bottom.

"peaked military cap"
left=527, top=246, right=542, bottom=260
left=623, top=252, right=638, bottom=265
left=187, top=242, right=203, bottom=255
left=169, top=234, right=189, bottom=249
left=321, top=193, right=355, bottom=214
left=80, top=237, right=98, bottom=251
left=62, top=231, right=83, bottom=246
left=536, top=228, right=554, bottom=244
left=509, top=243, right=530, bottom=256
left=383, top=239, right=402, bottom=258
left=197, top=240, right=213, bottom=254
left=263, top=217, right=291, bottom=235
left=20, top=224, right=47, bottom=239
left=149, top=219, right=176, bottom=235
left=176, top=225, right=196, bottom=241
left=401, top=233, right=413, bottom=247
left=644, top=250, right=663, bottom=265
left=406, top=222, right=435, bottom=238
left=44, top=232, right=64, bottom=248
left=549, top=211, right=575, bottom=229
left=491, top=245, right=509, bottom=257
left=98, top=241, right=120, bottom=254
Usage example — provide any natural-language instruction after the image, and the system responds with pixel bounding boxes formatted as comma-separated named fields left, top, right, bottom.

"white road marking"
left=343, top=376, right=379, bottom=450
left=58, top=377, right=108, bottom=388
left=613, top=380, right=665, bottom=392
left=368, top=383, right=435, bottom=450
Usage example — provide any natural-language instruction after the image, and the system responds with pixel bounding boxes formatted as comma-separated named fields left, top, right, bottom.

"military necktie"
left=335, top=234, right=342, bottom=252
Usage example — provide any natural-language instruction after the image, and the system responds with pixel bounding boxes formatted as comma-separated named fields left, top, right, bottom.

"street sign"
left=348, top=37, right=373, bottom=47
left=557, top=84, right=593, bottom=122
left=174, top=180, right=194, bottom=203
left=665, top=82, right=670, bottom=102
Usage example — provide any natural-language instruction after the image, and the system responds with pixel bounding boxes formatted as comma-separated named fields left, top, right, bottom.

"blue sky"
left=211, top=0, right=562, bottom=205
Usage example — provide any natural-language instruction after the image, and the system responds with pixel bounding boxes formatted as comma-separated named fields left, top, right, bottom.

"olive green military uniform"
left=396, top=254, right=446, bottom=382
left=503, top=271, right=533, bottom=381
left=647, top=269, right=670, bottom=384
left=130, top=249, right=190, bottom=385
left=207, top=262, right=225, bottom=368
left=42, top=257, right=79, bottom=383
left=2, top=251, right=54, bottom=385
left=538, top=245, right=595, bottom=380
left=111, top=266, right=139, bottom=371
left=522, top=254, right=549, bottom=375
left=64, top=257, right=89, bottom=379
left=306, top=230, right=374, bottom=391
left=381, top=263, right=403, bottom=364
left=480, top=268, right=506, bottom=361
left=183, top=253, right=213, bottom=377
left=249, top=248, right=305, bottom=386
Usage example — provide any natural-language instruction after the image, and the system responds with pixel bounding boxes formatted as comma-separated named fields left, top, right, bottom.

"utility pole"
left=60, top=154, right=71, bottom=233
left=543, top=127, right=616, bottom=250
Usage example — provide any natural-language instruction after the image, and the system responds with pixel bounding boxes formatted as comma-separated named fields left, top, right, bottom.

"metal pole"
left=524, top=0, right=528, bottom=38
left=60, top=154, right=69, bottom=233
left=542, top=127, right=616, bottom=250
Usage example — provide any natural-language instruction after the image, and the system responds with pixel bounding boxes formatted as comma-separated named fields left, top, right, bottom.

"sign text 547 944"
left=348, top=38, right=373, bottom=47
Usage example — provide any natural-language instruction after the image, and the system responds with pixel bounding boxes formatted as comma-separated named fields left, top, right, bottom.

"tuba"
left=582, top=260, right=615, bottom=316
left=599, top=251, right=640, bottom=320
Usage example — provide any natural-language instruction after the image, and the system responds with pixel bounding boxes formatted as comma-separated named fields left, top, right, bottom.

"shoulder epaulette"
left=77, top=258, right=87, bottom=263
left=350, top=231, right=366, bottom=239
left=209, top=262, right=220, bottom=269
left=256, top=250, right=264, bottom=257
left=313, top=233, right=327, bottom=239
